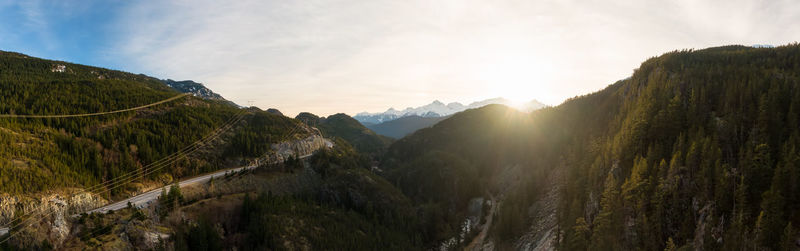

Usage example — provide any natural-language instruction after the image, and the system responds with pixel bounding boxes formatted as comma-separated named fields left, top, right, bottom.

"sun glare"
left=478, top=49, right=551, bottom=106
left=505, top=93, right=532, bottom=105
left=472, top=40, right=555, bottom=107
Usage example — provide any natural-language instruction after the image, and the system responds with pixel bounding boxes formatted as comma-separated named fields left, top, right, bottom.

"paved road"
left=0, top=135, right=328, bottom=235
left=0, top=129, right=329, bottom=238
left=85, top=153, right=313, bottom=214
left=0, top=157, right=283, bottom=237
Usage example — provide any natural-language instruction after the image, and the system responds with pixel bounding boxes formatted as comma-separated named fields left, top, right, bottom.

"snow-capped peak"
left=353, top=97, right=547, bottom=125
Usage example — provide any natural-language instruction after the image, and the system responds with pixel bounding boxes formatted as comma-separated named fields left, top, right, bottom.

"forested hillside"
left=0, top=51, right=410, bottom=251
left=378, top=44, right=800, bottom=250
left=0, top=51, right=307, bottom=196
left=381, top=105, right=553, bottom=246
left=296, top=112, right=392, bottom=159
left=546, top=44, right=800, bottom=250
left=52, top=138, right=426, bottom=250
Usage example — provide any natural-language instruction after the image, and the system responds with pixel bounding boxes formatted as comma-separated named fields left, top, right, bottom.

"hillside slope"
left=296, top=112, right=392, bottom=158
left=57, top=138, right=423, bottom=250
left=162, top=79, right=235, bottom=106
left=380, top=44, right=800, bottom=250
left=548, top=44, right=800, bottom=251
left=381, top=104, right=552, bottom=247
left=0, top=51, right=308, bottom=196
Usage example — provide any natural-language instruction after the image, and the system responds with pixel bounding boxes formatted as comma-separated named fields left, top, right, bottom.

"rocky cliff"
left=262, top=134, right=333, bottom=164
left=0, top=190, right=107, bottom=247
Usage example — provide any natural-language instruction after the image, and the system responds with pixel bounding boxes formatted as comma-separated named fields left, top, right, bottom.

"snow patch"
left=354, top=97, right=547, bottom=124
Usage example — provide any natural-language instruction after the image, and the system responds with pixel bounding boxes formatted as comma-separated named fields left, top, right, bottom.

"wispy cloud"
left=0, top=0, right=122, bottom=63
left=0, top=0, right=54, bottom=52
left=110, top=0, right=800, bottom=116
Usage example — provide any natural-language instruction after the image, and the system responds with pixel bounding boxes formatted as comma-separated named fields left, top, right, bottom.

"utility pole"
left=247, top=100, right=255, bottom=108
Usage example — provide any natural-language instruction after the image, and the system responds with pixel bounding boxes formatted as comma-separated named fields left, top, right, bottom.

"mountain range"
left=365, top=115, right=450, bottom=139
left=4, top=44, right=800, bottom=250
left=354, top=98, right=546, bottom=125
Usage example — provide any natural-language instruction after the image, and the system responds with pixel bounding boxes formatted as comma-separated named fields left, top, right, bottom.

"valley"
left=2, top=44, right=800, bottom=250
left=1, top=1, right=797, bottom=250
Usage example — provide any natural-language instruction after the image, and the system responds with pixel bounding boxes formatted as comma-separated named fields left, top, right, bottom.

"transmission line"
left=0, top=93, right=189, bottom=118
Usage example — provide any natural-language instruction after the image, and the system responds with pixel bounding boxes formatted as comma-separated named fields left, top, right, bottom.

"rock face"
left=0, top=191, right=106, bottom=225
left=264, top=134, right=333, bottom=164
left=162, top=79, right=226, bottom=101
left=0, top=191, right=107, bottom=248
left=514, top=171, right=561, bottom=251
left=0, top=195, right=18, bottom=225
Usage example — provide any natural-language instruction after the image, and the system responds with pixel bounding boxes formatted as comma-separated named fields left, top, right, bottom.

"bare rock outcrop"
left=0, top=191, right=107, bottom=248
left=263, top=134, right=332, bottom=164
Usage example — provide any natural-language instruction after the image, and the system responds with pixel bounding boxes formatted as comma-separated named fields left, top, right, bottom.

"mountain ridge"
left=365, top=115, right=450, bottom=139
left=161, top=79, right=242, bottom=108
left=295, top=112, right=393, bottom=158
left=354, top=97, right=546, bottom=124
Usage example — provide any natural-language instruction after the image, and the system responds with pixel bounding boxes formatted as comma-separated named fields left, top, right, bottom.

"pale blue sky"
left=0, top=1, right=135, bottom=68
left=1, top=0, right=798, bottom=116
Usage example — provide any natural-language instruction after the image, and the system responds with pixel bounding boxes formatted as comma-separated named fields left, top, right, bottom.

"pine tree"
left=592, top=173, right=622, bottom=250
left=568, top=217, right=590, bottom=251
left=756, top=189, right=786, bottom=249
left=623, top=156, right=649, bottom=206
left=160, top=187, right=168, bottom=207
left=744, top=143, right=772, bottom=220
left=664, top=237, right=676, bottom=251
left=756, top=158, right=794, bottom=249
left=168, top=182, right=184, bottom=205
left=780, top=223, right=794, bottom=251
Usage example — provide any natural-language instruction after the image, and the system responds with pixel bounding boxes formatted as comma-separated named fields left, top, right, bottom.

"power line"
left=72, top=149, right=319, bottom=245
left=0, top=109, right=247, bottom=245
left=0, top=93, right=189, bottom=118
left=0, top=107, right=320, bottom=245
left=0, top=111, right=245, bottom=244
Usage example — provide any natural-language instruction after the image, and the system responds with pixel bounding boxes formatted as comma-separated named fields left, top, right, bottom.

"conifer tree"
left=568, top=217, right=590, bottom=251
left=592, top=173, right=622, bottom=250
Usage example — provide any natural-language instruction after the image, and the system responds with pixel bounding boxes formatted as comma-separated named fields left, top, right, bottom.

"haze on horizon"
left=0, top=0, right=798, bottom=117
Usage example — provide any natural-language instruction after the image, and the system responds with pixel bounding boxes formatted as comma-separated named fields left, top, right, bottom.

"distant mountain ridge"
left=354, top=97, right=546, bottom=125
left=162, top=79, right=227, bottom=101
left=366, top=115, right=450, bottom=139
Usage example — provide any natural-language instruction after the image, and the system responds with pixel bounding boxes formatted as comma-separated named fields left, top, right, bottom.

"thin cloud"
left=110, top=0, right=800, bottom=117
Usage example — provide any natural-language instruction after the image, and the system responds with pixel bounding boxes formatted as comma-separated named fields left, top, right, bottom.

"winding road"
left=0, top=152, right=316, bottom=237
left=85, top=152, right=314, bottom=214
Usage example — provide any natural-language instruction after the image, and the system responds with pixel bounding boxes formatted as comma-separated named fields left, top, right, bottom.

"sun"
left=476, top=46, right=552, bottom=107
left=505, top=93, right=532, bottom=105
left=483, top=68, right=543, bottom=107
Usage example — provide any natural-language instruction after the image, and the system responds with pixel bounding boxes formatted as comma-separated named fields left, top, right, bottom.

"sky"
left=1, top=0, right=799, bottom=116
